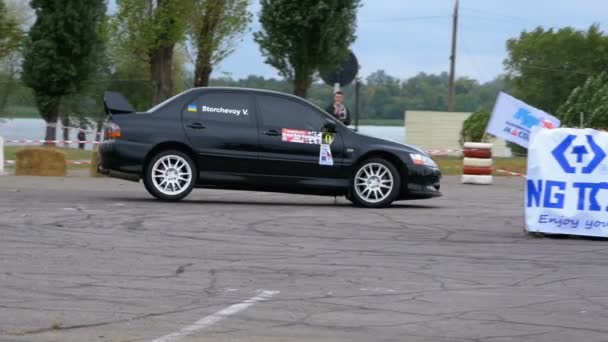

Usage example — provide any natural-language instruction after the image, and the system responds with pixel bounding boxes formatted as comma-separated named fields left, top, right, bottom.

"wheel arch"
left=353, top=150, right=408, bottom=178
left=143, top=141, right=198, bottom=173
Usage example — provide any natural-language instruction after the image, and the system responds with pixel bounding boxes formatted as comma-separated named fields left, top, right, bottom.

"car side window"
left=185, top=92, right=253, bottom=125
left=257, top=94, right=327, bottom=131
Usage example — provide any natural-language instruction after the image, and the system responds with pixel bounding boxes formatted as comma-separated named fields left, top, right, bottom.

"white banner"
left=487, top=92, right=561, bottom=148
left=526, top=127, right=608, bottom=237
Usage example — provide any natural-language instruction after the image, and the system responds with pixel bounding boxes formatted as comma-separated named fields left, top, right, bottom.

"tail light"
left=105, top=122, right=122, bottom=139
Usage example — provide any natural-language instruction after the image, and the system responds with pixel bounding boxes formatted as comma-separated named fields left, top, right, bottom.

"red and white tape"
left=427, top=148, right=463, bottom=156
left=45, top=123, right=104, bottom=136
left=496, top=169, right=527, bottom=178
left=6, top=139, right=101, bottom=145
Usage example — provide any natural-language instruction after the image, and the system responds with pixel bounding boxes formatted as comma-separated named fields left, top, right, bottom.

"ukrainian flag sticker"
left=187, top=104, right=197, bottom=112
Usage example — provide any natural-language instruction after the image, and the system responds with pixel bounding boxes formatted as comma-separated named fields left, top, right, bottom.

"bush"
left=15, top=147, right=67, bottom=176
left=459, top=109, right=492, bottom=145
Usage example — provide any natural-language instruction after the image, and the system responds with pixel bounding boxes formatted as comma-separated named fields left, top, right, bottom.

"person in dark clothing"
left=77, top=131, right=86, bottom=150
left=325, top=91, right=351, bottom=126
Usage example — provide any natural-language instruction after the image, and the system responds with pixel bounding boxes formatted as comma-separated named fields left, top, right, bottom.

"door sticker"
left=319, top=144, right=333, bottom=166
left=281, top=128, right=322, bottom=145
left=187, top=104, right=197, bottom=112
left=322, top=132, right=335, bottom=145
left=201, top=105, right=249, bottom=117
left=281, top=128, right=336, bottom=166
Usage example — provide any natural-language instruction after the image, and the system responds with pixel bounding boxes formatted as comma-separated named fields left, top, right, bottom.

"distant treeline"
left=211, top=70, right=510, bottom=120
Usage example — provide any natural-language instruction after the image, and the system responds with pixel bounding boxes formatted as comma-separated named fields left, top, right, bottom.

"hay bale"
left=15, top=147, right=67, bottom=176
left=89, top=149, right=102, bottom=177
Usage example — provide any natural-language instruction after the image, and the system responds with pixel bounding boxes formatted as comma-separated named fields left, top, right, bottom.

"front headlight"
left=409, top=153, right=437, bottom=168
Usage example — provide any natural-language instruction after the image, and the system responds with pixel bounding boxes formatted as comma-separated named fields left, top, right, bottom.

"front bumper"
left=401, top=165, right=442, bottom=199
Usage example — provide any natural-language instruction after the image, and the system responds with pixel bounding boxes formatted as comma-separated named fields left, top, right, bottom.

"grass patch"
left=1, top=105, right=40, bottom=119
left=5, top=146, right=92, bottom=161
left=356, top=118, right=404, bottom=126
left=436, top=156, right=527, bottom=176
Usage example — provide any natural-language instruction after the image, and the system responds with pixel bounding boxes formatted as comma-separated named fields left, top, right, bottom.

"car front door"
left=255, top=93, right=345, bottom=180
left=182, top=90, right=258, bottom=177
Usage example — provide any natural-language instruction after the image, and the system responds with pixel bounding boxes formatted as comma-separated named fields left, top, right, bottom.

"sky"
left=108, top=0, right=608, bottom=83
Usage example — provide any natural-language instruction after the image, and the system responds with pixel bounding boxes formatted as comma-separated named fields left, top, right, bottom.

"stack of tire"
left=461, top=142, right=493, bottom=185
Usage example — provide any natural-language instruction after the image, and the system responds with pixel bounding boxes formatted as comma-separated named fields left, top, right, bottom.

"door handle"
left=187, top=122, right=206, bottom=129
left=263, top=129, right=281, bottom=137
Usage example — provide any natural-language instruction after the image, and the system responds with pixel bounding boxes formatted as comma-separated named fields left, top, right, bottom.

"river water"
left=0, top=119, right=406, bottom=150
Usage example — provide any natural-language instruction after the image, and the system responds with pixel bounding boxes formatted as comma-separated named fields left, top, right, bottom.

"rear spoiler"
left=104, top=91, right=136, bottom=115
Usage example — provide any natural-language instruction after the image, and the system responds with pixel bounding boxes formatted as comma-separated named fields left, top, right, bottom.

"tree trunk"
left=194, top=61, right=212, bottom=87
left=61, top=114, right=70, bottom=146
left=150, top=45, right=175, bottom=105
left=293, top=73, right=311, bottom=98
left=96, top=119, right=103, bottom=142
left=38, top=97, right=60, bottom=146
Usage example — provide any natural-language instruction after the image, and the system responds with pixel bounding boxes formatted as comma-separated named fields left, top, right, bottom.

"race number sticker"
left=322, top=132, right=335, bottom=145
left=319, top=144, right=333, bottom=166
left=281, top=128, right=322, bottom=145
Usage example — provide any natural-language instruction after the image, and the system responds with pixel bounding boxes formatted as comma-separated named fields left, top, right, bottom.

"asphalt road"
left=1, top=173, right=608, bottom=342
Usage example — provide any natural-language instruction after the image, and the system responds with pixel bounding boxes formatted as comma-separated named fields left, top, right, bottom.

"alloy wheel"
left=354, top=162, right=394, bottom=204
left=151, top=155, right=193, bottom=196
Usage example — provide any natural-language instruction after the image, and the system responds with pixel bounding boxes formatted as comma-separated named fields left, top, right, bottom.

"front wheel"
left=143, top=150, right=196, bottom=201
left=349, top=158, right=401, bottom=208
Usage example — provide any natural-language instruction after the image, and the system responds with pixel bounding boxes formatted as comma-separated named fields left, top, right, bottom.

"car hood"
left=354, top=131, right=430, bottom=156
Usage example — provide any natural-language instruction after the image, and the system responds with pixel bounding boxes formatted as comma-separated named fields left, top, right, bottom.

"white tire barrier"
left=462, top=142, right=492, bottom=185
left=461, top=174, right=493, bottom=185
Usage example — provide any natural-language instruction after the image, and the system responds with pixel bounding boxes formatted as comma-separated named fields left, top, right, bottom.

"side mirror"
left=323, top=121, right=337, bottom=133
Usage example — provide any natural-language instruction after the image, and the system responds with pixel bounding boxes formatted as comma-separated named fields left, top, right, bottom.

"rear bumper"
left=98, top=140, right=146, bottom=182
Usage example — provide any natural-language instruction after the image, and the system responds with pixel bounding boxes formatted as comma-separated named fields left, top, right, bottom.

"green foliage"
left=189, top=0, right=251, bottom=86
left=114, top=0, right=190, bottom=103
left=459, top=110, right=491, bottom=145
left=254, top=0, right=361, bottom=97
left=504, top=24, right=608, bottom=114
left=557, top=72, right=608, bottom=129
left=0, top=0, right=21, bottom=58
left=115, top=0, right=189, bottom=56
left=22, top=0, right=106, bottom=124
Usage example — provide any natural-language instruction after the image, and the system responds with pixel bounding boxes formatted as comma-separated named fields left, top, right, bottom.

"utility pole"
left=448, top=0, right=459, bottom=112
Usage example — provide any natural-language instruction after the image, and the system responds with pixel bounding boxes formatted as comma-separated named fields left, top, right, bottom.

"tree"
left=254, top=0, right=361, bottom=98
left=114, top=0, right=189, bottom=104
left=189, top=0, right=251, bottom=87
left=460, top=110, right=491, bottom=145
left=504, top=24, right=608, bottom=114
left=0, top=0, right=20, bottom=59
left=557, top=72, right=608, bottom=129
left=22, top=0, right=106, bottom=142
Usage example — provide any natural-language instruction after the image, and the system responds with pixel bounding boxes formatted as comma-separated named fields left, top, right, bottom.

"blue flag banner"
left=486, top=92, right=561, bottom=148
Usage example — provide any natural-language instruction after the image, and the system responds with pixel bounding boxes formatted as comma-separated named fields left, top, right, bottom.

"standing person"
left=77, top=130, right=86, bottom=150
left=325, top=91, right=351, bottom=125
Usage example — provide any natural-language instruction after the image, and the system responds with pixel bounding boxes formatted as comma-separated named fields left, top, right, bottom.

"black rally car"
left=99, top=87, right=441, bottom=208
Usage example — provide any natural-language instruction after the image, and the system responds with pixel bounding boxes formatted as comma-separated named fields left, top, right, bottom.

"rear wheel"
left=143, top=150, right=196, bottom=201
left=349, top=158, right=401, bottom=208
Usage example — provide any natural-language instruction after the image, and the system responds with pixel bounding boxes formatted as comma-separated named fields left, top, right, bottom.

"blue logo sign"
left=513, top=108, right=540, bottom=128
left=551, top=134, right=606, bottom=174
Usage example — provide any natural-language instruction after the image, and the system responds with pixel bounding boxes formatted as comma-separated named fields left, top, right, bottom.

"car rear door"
left=254, top=93, right=345, bottom=180
left=181, top=90, right=258, bottom=176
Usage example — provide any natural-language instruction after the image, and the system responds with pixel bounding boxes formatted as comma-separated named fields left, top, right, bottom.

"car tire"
left=349, top=158, right=401, bottom=208
left=143, top=150, right=196, bottom=201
